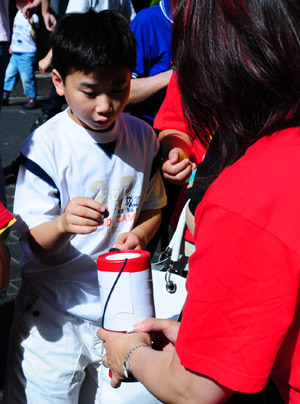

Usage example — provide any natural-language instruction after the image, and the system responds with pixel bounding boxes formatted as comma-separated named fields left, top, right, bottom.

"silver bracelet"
left=123, top=343, right=151, bottom=381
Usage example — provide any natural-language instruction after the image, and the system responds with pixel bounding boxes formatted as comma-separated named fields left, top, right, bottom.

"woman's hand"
left=134, top=318, right=180, bottom=351
left=162, top=147, right=196, bottom=186
left=98, top=318, right=180, bottom=387
left=98, top=328, right=151, bottom=387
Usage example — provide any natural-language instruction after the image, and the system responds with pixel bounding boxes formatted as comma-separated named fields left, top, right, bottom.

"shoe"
left=23, top=98, right=37, bottom=110
left=31, top=112, right=50, bottom=131
left=2, top=90, right=9, bottom=106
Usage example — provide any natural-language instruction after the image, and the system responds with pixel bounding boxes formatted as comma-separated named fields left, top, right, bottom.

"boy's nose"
left=95, top=95, right=112, bottom=114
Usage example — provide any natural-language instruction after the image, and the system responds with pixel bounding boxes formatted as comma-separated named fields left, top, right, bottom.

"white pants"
left=3, top=283, right=161, bottom=404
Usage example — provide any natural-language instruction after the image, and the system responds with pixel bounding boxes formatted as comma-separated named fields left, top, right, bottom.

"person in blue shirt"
left=127, top=0, right=173, bottom=126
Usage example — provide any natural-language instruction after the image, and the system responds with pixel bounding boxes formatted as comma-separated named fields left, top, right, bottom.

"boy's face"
left=52, top=65, right=131, bottom=132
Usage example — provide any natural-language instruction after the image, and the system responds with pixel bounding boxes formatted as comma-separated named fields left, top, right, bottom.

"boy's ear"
left=52, top=69, right=65, bottom=96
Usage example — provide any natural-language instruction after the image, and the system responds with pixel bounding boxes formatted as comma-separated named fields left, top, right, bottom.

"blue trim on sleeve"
left=150, top=146, right=163, bottom=180
left=17, top=153, right=60, bottom=200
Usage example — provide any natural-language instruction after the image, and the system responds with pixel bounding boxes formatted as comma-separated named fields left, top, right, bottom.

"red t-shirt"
left=154, top=73, right=206, bottom=242
left=176, top=127, right=300, bottom=403
left=0, top=201, right=14, bottom=234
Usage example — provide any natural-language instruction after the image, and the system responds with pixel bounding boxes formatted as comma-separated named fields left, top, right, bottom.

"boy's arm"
left=29, top=16, right=39, bottom=40
left=41, top=0, right=57, bottom=31
left=28, top=197, right=108, bottom=255
left=115, top=208, right=162, bottom=250
left=38, top=48, right=52, bottom=74
left=128, top=70, right=173, bottom=105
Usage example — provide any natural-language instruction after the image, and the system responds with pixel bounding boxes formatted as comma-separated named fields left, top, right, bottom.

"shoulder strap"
left=168, top=200, right=189, bottom=262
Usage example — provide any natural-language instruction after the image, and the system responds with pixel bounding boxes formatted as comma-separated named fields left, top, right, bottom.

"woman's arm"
left=29, top=16, right=39, bottom=41
left=99, top=319, right=233, bottom=404
left=38, top=49, right=52, bottom=74
left=132, top=347, right=232, bottom=404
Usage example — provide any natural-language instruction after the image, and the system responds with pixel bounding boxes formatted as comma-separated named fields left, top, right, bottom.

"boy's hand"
left=42, top=12, right=57, bottom=31
left=162, top=147, right=196, bottom=186
left=114, top=231, right=143, bottom=250
left=22, top=3, right=35, bottom=19
left=38, top=54, right=52, bottom=75
left=61, top=197, right=107, bottom=235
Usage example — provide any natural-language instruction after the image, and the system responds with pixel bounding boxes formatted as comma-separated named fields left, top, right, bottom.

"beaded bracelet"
left=123, top=343, right=151, bottom=380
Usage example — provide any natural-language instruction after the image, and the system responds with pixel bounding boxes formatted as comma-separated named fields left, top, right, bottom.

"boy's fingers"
left=74, top=197, right=106, bottom=211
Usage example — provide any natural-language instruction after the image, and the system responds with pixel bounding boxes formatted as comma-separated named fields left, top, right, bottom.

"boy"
left=3, top=0, right=39, bottom=109
left=4, top=10, right=166, bottom=404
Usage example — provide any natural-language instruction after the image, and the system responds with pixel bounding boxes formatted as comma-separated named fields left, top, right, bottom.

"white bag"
left=152, top=201, right=189, bottom=321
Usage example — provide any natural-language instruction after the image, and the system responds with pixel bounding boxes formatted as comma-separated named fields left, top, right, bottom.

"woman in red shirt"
left=99, top=0, right=300, bottom=403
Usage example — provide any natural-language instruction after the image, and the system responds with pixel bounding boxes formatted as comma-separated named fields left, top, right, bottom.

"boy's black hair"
left=51, top=9, right=136, bottom=81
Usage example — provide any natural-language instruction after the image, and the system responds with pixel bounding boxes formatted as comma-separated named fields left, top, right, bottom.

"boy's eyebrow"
left=79, top=78, right=129, bottom=88
left=80, top=82, right=98, bottom=88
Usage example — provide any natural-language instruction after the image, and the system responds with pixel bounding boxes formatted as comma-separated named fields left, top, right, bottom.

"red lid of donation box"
left=97, top=250, right=151, bottom=273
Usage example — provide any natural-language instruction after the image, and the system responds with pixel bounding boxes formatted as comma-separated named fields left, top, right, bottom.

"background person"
left=98, top=0, right=300, bottom=403
left=0, top=0, right=10, bottom=207
left=2, top=0, right=39, bottom=109
left=127, top=0, right=173, bottom=127
left=0, top=0, right=10, bottom=112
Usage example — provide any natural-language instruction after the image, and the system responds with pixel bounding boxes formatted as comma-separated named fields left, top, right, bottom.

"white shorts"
left=3, top=282, right=161, bottom=404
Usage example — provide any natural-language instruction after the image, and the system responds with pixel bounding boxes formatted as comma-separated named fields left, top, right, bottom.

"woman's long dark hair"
left=172, top=0, right=300, bottom=174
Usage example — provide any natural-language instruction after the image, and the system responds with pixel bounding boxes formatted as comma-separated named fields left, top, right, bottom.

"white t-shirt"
left=0, top=0, right=10, bottom=42
left=14, top=110, right=166, bottom=322
left=66, top=0, right=136, bottom=21
left=11, top=10, right=39, bottom=53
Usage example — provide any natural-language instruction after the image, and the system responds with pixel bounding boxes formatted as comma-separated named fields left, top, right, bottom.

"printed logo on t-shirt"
left=91, top=176, right=140, bottom=229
